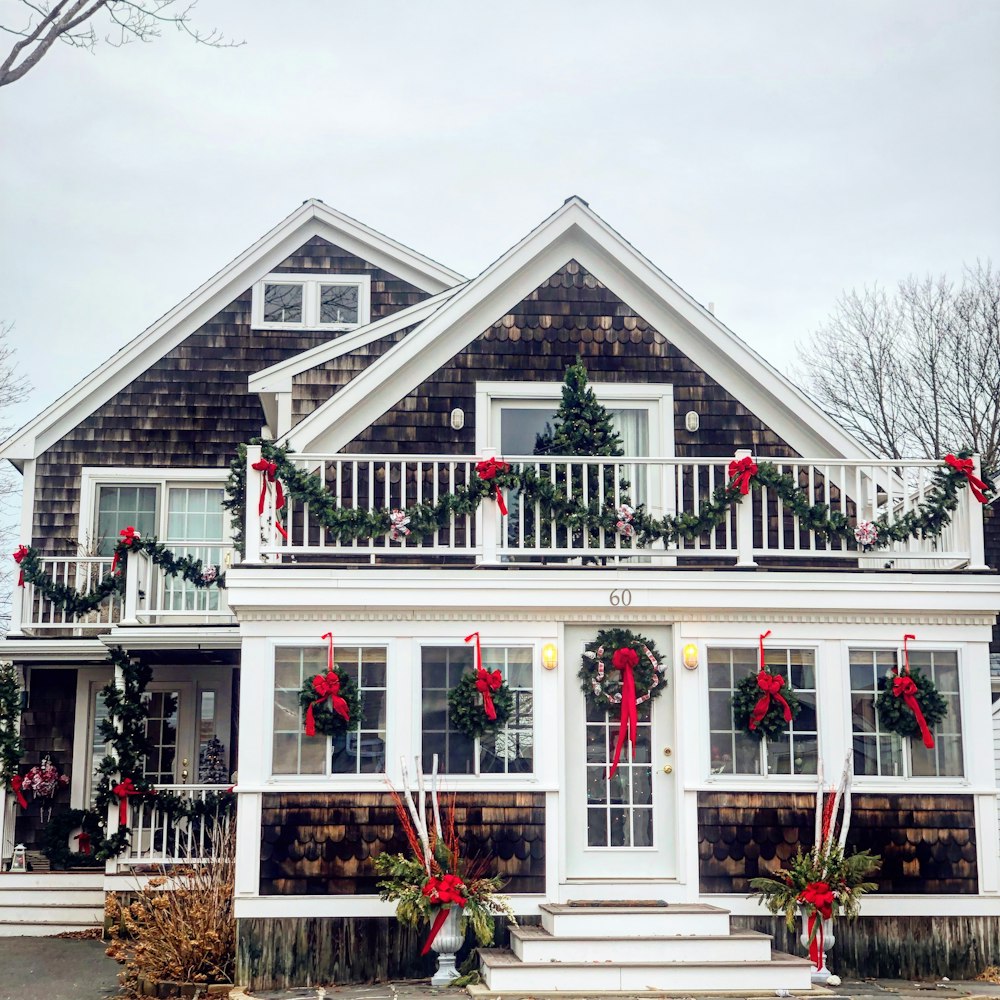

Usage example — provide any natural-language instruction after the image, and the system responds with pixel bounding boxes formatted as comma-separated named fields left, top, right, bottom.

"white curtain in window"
left=611, top=409, right=649, bottom=457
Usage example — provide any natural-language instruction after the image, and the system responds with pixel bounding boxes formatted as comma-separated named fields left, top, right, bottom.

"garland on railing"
left=227, top=441, right=992, bottom=558
left=11, top=532, right=224, bottom=622
left=0, top=660, right=24, bottom=800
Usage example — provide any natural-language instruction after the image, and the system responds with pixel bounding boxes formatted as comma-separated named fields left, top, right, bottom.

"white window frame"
left=251, top=272, right=372, bottom=332
left=475, top=380, right=675, bottom=458
left=846, top=644, right=968, bottom=786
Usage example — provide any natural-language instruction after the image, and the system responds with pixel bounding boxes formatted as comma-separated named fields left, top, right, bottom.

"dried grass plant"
left=105, top=818, right=235, bottom=994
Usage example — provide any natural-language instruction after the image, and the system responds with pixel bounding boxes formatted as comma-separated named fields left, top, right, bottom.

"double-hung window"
left=707, top=646, right=818, bottom=776
left=850, top=648, right=963, bottom=778
left=251, top=273, right=371, bottom=331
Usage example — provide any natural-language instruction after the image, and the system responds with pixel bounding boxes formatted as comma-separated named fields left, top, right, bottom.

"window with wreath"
left=421, top=645, right=533, bottom=775
left=708, top=646, right=818, bottom=776
left=272, top=646, right=387, bottom=775
left=850, top=648, right=962, bottom=778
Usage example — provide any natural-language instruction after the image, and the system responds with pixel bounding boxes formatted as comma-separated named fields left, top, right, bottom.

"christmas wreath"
left=731, top=630, right=801, bottom=741
left=875, top=636, right=946, bottom=748
left=579, top=628, right=665, bottom=710
left=298, top=633, right=362, bottom=738
left=448, top=632, right=515, bottom=740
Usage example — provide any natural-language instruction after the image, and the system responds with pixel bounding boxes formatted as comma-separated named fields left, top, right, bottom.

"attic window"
left=252, top=272, right=370, bottom=331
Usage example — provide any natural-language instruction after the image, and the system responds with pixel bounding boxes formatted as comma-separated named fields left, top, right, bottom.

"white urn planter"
left=429, top=906, right=465, bottom=985
left=799, top=908, right=835, bottom=984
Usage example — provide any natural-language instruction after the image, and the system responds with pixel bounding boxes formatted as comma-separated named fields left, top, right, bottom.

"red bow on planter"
left=112, top=778, right=141, bottom=827
left=476, top=457, right=510, bottom=516
left=944, top=453, right=991, bottom=504
left=727, top=455, right=758, bottom=495
left=304, top=632, right=350, bottom=737
left=74, top=831, right=91, bottom=855
left=10, top=775, right=27, bottom=809
left=465, top=631, right=502, bottom=720
left=12, top=545, right=28, bottom=588
left=608, top=646, right=639, bottom=780
left=798, top=880, right=835, bottom=970
left=749, top=630, right=793, bottom=730
left=111, top=526, right=141, bottom=574
left=420, top=874, right=468, bottom=955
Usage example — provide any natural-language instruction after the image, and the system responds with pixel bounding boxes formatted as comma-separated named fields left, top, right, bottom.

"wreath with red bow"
left=298, top=666, right=362, bottom=738
left=447, top=669, right=515, bottom=740
left=732, top=670, right=802, bottom=740
left=578, top=628, right=666, bottom=711
left=875, top=661, right=947, bottom=747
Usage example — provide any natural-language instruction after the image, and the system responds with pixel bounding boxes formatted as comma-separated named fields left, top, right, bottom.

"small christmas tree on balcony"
left=198, top=737, right=228, bottom=784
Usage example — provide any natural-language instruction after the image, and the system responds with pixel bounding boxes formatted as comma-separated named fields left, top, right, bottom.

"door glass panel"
left=585, top=698, right=654, bottom=848
left=89, top=686, right=111, bottom=805
left=96, top=486, right=158, bottom=555
left=142, top=691, right=180, bottom=784
left=164, top=487, right=226, bottom=611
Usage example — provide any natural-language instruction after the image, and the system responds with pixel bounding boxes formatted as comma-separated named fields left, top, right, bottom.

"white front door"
left=564, top=624, right=676, bottom=881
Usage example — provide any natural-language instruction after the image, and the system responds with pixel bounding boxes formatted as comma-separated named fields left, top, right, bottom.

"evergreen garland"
left=875, top=667, right=948, bottom=740
left=40, top=808, right=104, bottom=869
left=298, top=667, right=363, bottom=738
left=0, top=660, right=24, bottom=790
left=731, top=671, right=802, bottom=741
left=579, top=628, right=666, bottom=710
left=447, top=671, right=515, bottom=740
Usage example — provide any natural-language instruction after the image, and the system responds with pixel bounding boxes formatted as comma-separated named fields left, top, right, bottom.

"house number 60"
left=609, top=589, right=632, bottom=607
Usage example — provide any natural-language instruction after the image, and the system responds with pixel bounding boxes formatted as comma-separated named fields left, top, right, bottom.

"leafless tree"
left=796, top=262, right=1000, bottom=476
left=0, top=0, right=242, bottom=88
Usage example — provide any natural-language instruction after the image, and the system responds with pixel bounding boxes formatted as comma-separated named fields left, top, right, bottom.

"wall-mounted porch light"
left=541, top=643, right=558, bottom=671
left=682, top=643, right=699, bottom=670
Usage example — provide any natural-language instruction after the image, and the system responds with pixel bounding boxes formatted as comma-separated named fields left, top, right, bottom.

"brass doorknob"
left=662, top=764, right=673, bottom=774
left=663, top=747, right=672, bottom=756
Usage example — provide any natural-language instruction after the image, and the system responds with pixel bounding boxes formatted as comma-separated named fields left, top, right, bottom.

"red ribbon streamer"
left=304, top=633, right=350, bottom=737
left=476, top=457, right=509, bottom=516
left=252, top=458, right=288, bottom=540
left=944, top=454, right=990, bottom=504
left=798, top=881, right=834, bottom=970
left=727, top=455, right=758, bottom=495
left=465, top=631, right=502, bottom=721
left=893, top=675, right=934, bottom=749
left=10, top=775, right=27, bottom=809
left=748, top=630, right=792, bottom=731
left=608, top=647, right=639, bottom=780
left=74, top=832, right=91, bottom=855
left=12, top=545, right=28, bottom=588
left=111, top=526, right=140, bottom=574
left=420, top=875, right=467, bottom=955
left=112, top=778, right=140, bottom=827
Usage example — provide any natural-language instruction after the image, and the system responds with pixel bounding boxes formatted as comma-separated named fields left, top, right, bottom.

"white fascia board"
left=102, top=627, right=242, bottom=650
left=247, top=284, right=464, bottom=395
left=0, top=639, right=109, bottom=662
left=288, top=199, right=874, bottom=460
left=0, top=200, right=463, bottom=463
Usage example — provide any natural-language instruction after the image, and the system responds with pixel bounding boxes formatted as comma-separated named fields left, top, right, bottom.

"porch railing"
left=111, top=784, right=232, bottom=869
left=17, top=555, right=122, bottom=632
left=246, top=447, right=987, bottom=570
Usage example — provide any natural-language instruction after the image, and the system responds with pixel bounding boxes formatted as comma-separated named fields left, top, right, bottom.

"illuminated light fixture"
left=682, top=643, right=699, bottom=669
left=541, top=643, right=558, bottom=671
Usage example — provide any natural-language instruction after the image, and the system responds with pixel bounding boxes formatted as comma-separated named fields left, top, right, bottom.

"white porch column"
left=244, top=445, right=263, bottom=564
left=0, top=663, right=24, bottom=861
left=733, top=449, right=757, bottom=569
left=120, top=548, right=141, bottom=626
left=478, top=446, right=499, bottom=565
left=105, top=654, right=127, bottom=875
left=965, top=454, right=989, bottom=571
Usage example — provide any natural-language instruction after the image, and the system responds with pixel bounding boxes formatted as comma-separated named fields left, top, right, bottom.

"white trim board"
left=287, top=197, right=876, bottom=461
left=1, top=200, right=463, bottom=467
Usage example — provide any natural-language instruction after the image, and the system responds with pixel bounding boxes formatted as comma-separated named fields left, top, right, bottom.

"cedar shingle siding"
left=32, top=239, right=428, bottom=549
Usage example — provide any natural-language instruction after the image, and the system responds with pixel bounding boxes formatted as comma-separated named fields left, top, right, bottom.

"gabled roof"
left=286, top=197, right=874, bottom=460
left=1, top=200, right=464, bottom=468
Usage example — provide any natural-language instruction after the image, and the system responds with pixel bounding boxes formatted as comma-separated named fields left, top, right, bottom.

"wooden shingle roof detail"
left=287, top=197, right=874, bottom=461
left=1, top=200, right=463, bottom=468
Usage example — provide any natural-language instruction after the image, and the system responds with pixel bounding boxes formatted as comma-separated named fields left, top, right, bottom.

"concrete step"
left=0, top=889, right=105, bottom=906
left=510, top=924, right=774, bottom=963
left=0, top=920, right=101, bottom=937
left=479, top=948, right=814, bottom=993
left=539, top=902, right=731, bottom=938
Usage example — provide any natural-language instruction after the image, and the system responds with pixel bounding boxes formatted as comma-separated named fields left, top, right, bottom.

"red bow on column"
left=798, top=880, right=834, bottom=970
left=111, top=526, right=141, bottom=574
left=252, top=458, right=288, bottom=540
left=420, top=874, right=468, bottom=955
left=74, top=831, right=91, bottom=855
left=476, top=457, right=510, bottom=516
left=10, top=775, right=27, bottom=809
left=727, top=455, right=758, bottom=495
left=12, top=545, right=28, bottom=588
left=304, top=632, right=350, bottom=737
left=608, top=647, right=639, bottom=780
left=749, top=629, right=793, bottom=730
left=465, top=631, right=502, bottom=720
left=112, top=778, right=141, bottom=827
left=944, top=454, right=991, bottom=504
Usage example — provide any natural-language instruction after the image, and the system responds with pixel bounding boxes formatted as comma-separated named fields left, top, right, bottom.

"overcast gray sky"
left=2, top=0, right=998, bottom=439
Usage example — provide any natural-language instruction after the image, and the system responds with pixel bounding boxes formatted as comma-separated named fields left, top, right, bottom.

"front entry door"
left=564, top=624, right=675, bottom=880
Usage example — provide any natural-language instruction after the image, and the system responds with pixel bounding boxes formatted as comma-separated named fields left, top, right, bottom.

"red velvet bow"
left=465, top=631, right=502, bottom=720
left=749, top=672, right=793, bottom=730
left=10, top=775, right=27, bottom=809
left=12, top=545, right=28, bottom=588
left=252, top=458, right=288, bottom=541
left=112, top=778, right=141, bottom=827
left=476, top=457, right=510, bottom=516
left=304, top=632, right=350, bottom=737
left=798, top=880, right=835, bottom=970
left=608, top=646, right=640, bottom=780
left=944, top=453, right=990, bottom=504
left=420, top=874, right=468, bottom=955
left=728, top=455, right=758, bottom=495
left=892, top=675, right=934, bottom=749
left=110, top=526, right=140, bottom=574
left=74, top=831, right=91, bottom=855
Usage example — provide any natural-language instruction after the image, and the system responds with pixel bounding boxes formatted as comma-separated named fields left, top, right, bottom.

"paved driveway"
left=0, top=937, right=118, bottom=1000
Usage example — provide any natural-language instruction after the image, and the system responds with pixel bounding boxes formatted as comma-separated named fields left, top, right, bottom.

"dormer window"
left=252, top=272, right=371, bottom=331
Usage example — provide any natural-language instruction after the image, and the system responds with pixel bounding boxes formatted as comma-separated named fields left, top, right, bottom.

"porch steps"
left=478, top=902, right=815, bottom=994
left=0, top=873, right=104, bottom=937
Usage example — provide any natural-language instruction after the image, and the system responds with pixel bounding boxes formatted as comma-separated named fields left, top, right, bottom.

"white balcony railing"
left=17, top=555, right=122, bottom=632
left=111, top=784, right=233, bottom=869
left=245, top=447, right=987, bottom=570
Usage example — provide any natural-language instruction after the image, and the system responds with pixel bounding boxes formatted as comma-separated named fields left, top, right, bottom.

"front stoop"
left=0, top=872, right=105, bottom=937
left=478, top=902, right=815, bottom=994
